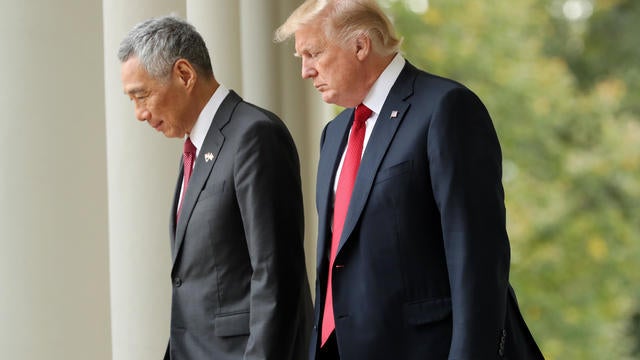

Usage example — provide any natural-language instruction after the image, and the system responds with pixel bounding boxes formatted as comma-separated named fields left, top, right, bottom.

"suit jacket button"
left=173, top=277, right=182, bottom=287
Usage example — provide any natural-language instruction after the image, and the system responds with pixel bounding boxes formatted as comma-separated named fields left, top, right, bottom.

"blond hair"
left=274, top=0, right=401, bottom=56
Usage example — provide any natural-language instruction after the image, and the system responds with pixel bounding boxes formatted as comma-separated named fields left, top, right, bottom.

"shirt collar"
left=188, top=84, right=230, bottom=155
left=362, top=53, right=405, bottom=115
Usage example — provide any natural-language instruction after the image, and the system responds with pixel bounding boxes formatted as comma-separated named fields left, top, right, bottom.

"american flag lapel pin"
left=390, top=110, right=398, bottom=118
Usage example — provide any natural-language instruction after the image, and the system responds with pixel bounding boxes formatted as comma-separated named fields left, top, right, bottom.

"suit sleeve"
left=427, top=87, right=511, bottom=358
left=233, top=117, right=309, bottom=360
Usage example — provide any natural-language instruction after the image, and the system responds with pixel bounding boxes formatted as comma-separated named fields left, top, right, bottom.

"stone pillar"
left=103, top=1, right=186, bottom=359
left=187, top=0, right=243, bottom=93
left=0, top=1, right=111, bottom=359
left=239, top=0, right=281, bottom=112
left=299, top=82, right=334, bottom=296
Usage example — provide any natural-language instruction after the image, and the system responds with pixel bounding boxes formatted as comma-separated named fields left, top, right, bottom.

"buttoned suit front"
left=165, top=90, right=313, bottom=360
left=310, top=62, right=544, bottom=359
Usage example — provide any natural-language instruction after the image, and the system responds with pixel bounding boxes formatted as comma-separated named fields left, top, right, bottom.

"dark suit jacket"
left=310, top=62, right=544, bottom=359
left=165, top=91, right=313, bottom=360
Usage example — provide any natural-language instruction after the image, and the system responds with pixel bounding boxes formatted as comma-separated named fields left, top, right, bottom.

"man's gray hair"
left=118, top=16, right=213, bottom=80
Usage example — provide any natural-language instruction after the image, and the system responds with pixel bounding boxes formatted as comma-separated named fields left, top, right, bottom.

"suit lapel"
left=336, top=63, right=418, bottom=256
left=316, top=111, right=353, bottom=269
left=169, top=160, right=183, bottom=247
left=171, top=91, right=242, bottom=267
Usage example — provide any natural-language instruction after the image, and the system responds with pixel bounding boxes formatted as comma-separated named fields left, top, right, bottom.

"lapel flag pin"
left=390, top=110, right=398, bottom=118
left=205, top=152, right=215, bottom=162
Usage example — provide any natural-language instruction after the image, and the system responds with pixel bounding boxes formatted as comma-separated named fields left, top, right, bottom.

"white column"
left=187, top=0, right=243, bottom=94
left=0, top=1, right=111, bottom=359
left=239, top=0, right=281, bottom=112
left=103, top=2, right=186, bottom=360
left=300, top=83, right=334, bottom=296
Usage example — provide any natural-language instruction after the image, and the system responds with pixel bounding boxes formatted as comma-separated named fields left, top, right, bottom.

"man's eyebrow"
left=124, top=87, right=145, bottom=95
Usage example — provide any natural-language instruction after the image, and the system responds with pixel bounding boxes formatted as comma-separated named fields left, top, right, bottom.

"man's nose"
left=301, top=59, right=316, bottom=79
left=134, top=105, right=149, bottom=122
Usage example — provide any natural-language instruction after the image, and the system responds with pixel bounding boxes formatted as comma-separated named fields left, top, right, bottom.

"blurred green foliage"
left=382, top=0, right=640, bottom=358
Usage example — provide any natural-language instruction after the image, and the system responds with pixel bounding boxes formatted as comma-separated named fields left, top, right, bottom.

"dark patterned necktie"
left=177, top=137, right=196, bottom=220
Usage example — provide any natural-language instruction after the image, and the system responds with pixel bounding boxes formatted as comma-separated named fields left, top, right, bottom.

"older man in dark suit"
left=119, top=16, right=312, bottom=360
left=276, top=1, right=544, bottom=359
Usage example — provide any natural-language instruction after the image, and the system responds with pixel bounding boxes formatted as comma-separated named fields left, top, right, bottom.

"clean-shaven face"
left=294, top=21, right=368, bottom=108
left=121, top=56, right=192, bottom=138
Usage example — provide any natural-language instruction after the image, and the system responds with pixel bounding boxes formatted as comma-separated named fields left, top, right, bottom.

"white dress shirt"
left=179, top=84, right=230, bottom=207
left=333, top=54, right=406, bottom=193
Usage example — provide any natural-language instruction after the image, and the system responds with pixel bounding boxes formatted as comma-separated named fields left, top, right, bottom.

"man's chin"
left=321, top=92, right=336, bottom=105
left=160, top=130, right=181, bottom=139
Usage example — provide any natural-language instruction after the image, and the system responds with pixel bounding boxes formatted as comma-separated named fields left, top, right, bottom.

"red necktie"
left=321, top=104, right=372, bottom=346
left=177, top=137, right=196, bottom=220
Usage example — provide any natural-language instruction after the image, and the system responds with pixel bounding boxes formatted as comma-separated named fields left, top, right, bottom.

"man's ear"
left=174, top=59, right=196, bottom=89
left=355, top=34, right=371, bottom=61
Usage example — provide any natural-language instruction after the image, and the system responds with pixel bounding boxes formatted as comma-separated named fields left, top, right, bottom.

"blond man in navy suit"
left=276, top=1, right=544, bottom=359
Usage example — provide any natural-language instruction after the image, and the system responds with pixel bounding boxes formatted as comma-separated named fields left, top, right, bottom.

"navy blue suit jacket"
left=310, top=62, right=544, bottom=359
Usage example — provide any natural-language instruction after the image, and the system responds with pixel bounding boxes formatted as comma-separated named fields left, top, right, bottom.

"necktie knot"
left=184, top=137, right=196, bottom=156
left=353, top=104, right=372, bottom=128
